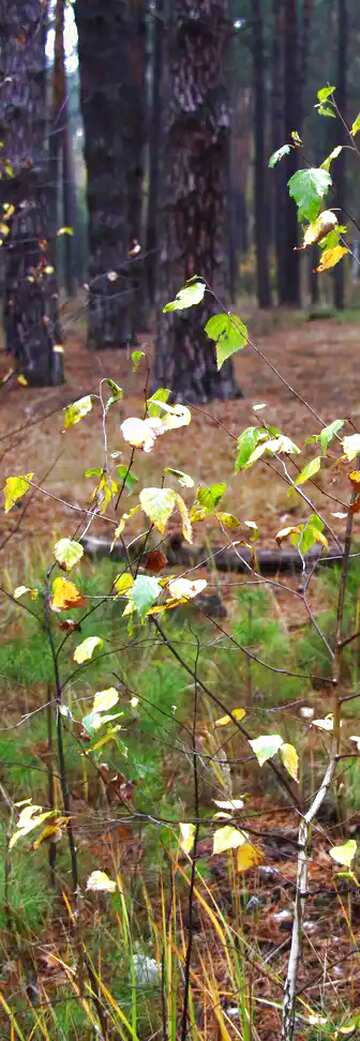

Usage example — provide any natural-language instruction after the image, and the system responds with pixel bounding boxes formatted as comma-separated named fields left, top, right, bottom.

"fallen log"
left=81, top=535, right=342, bottom=575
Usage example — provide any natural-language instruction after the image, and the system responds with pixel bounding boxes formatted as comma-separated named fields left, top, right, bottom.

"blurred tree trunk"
left=0, top=0, right=64, bottom=385
left=125, top=0, right=147, bottom=330
left=282, top=0, right=300, bottom=305
left=146, top=0, right=164, bottom=307
left=271, top=0, right=286, bottom=303
left=153, top=0, right=240, bottom=403
left=50, top=0, right=75, bottom=297
left=252, top=0, right=271, bottom=308
left=333, top=0, right=347, bottom=310
left=75, top=0, right=131, bottom=348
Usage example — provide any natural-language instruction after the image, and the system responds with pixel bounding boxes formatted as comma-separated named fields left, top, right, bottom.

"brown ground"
left=0, top=312, right=358, bottom=571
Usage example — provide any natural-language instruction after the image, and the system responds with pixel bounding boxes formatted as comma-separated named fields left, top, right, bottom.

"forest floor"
left=1, top=313, right=360, bottom=1040
left=0, top=311, right=359, bottom=561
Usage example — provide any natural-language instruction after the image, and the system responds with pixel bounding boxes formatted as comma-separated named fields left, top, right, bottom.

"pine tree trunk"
left=333, top=0, right=347, bottom=310
left=146, top=0, right=165, bottom=307
left=252, top=0, right=271, bottom=309
left=50, top=0, right=75, bottom=298
left=0, top=1, right=64, bottom=386
left=282, top=0, right=300, bottom=305
left=75, top=0, right=132, bottom=348
left=124, top=0, right=147, bottom=331
left=271, top=0, right=287, bottom=304
left=153, top=0, right=240, bottom=403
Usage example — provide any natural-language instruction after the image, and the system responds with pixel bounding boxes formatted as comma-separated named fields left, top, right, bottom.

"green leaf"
left=296, top=513, right=328, bottom=555
left=64, top=395, right=92, bottom=430
left=54, top=538, right=84, bottom=572
left=235, top=427, right=269, bottom=471
left=317, top=104, right=336, bottom=118
left=73, top=636, right=104, bottom=664
left=317, top=85, right=335, bottom=103
left=246, top=434, right=300, bottom=468
left=116, top=465, right=138, bottom=495
left=196, top=483, right=227, bottom=511
left=139, top=487, right=176, bottom=534
left=351, top=113, right=360, bottom=137
left=163, top=467, right=194, bottom=488
left=204, top=312, right=248, bottom=369
left=163, top=278, right=206, bottom=313
left=329, top=839, right=357, bottom=868
left=288, top=167, right=332, bottom=222
left=212, top=826, right=247, bottom=855
left=3, top=473, right=33, bottom=513
left=131, top=349, right=145, bottom=371
left=249, top=734, right=284, bottom=767
left=147, top=387, right=171, bottom=416
left=128, top=575, right=161, bottom=620
left=268, top=144, right=291, bottom=168
left=321, top=145, right=343, bottom=171
left=105, top=379, right=123, bottom=411
left=319, top=419, right=344, bottom=453
left=295, top=456, right=321, bottom=486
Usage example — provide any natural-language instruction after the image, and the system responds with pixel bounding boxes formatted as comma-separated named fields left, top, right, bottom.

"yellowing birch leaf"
left=237, top=843, right=264, bottom=872
left=179, top=822, right=196, bottom=854
left=54, top=538, right=84, bottom=571
left=215, top=707, right=246, bottom=727
left=212, top=826, right=247, bottom=855
left=51, top=577, right=87, bottom=611
left=3, top=473, right=33, bottom=512
left=86, top=870, right=116, bottom=892
left=93, top=688, right=119, bottom=713
left=73, top=636, right=104, bottom=664
left=280, top=743, right=299, bottom=782
left=140, top=487, right=176, bottom=533
left=316, top=246, right=349, bottom=272
left=329, top=839, right=357, bottom=868
left=64, top=395, right=92, bottom=429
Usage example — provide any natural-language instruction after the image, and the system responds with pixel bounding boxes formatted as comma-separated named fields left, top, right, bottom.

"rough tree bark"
left=252, top=0, right=271, bottom=308
left=124, top=0, right=147, bottom=331
left=153, top=0, right=240, bottom=403
left=271, top=0, right=287, bottom=304
left=50, top=0, right=75, bottom=297
left=282, top=0, right=301, bottom=305
left=75, top=0, right=132, bottom=348
left=146, top=0, right=165, bottom=307
left=0, top=0, right=64, bottom=386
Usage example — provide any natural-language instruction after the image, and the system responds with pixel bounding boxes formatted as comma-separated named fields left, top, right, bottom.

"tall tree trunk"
left=50, top=0, right=75, bottom=298
left=75, top=0, right=132, bottom=348
left=0, top=1, right=64, bottom=386
left=252, top=0, right=271, bottom=309
left=125, top=0, right=147, bottom=331
left=146, top=0, right=164, bottom=307
left=282, top=0, right=301, bottom=305
left=271, top=0, right=286, bottom=304
left=153, top=0, right=240, bottom=403
left=333, top=0, right=347, bottom=310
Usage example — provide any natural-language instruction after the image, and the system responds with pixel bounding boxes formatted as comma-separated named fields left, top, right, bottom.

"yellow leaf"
left=213, top=826, right=247, bottom=855
left=73, top=636, right=104, bottom=664
left=114, top=572, right=134, bottom=596
left=51, top=576, right=86, bottom=611
left=57, top=226, right=74, bottom=236
left=92, top=687, right=119, bottom=713
left=179, top=822, right=196, bottom=854
left=64, top=395, right=92, bottom=430
left=175, top=492, right=193, bottom=544
left=329, top=839, right=357, bottom=868
left=316, top=246, right=349, bottom=272
left=280, top=743, right=299, bottom=782
left=17, top=373, right=28, bottom=386
left=301, top=210, right=337, bottom=248
left=215, top=707, right=246, bottom=727
left=3, top=473, right=33, bottom=512
left=140, top=487, right=176, bottom=534
left=237, top=843, right=264, bottom=873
